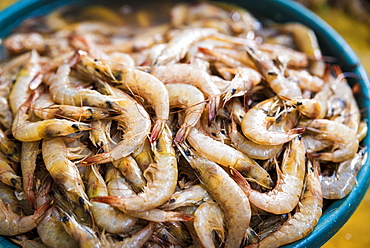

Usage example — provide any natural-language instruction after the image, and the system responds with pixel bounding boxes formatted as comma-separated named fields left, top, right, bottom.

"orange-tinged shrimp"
left=187, top=127, right=273, bottom=188
left=0, top=152, right=22, bottom=190
left=258, top=159, right=323, bottom=247
left=233, top=137, right=306, bottom=215
left=76, top=52, right=168, bottom=142
left=165, top=83, right=206, bottom=142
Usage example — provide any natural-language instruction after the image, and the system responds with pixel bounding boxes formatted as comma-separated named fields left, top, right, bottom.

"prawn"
left=258, top=159, right=323, bottom=247
left=187, top=127, right=273, bottom=189
left=42, top=137, right=90, bottom=209
left=320, top=147, right=368, bottom=199
left=76, top=52, right=168, bottom=142
left=0, top=129, right=20, bottom=163
left=229, top=119, right=283, bottom=160
left=193, top=200, right=226, bottom=248
left=241, top=97, right=304, bottom=146
left=86, top=165, right=138, bottom=233
left=9, top=50, right=41, bottom=115
left=105, top=165, right=193, bottom=222
left=154, top=28, right=219, bottom=65
left=165, top=83, right=206, bottom=142
left=223, top=67, right=262, bottom=103
left=12, top=99, right=91, bottom=142
left=300, top=119, right=359, bottom=162
left=81, top=84, right=151, bottom=164
left=177, top=142, right=251, bottom=248
left=150, top=63, right=220, bottom=122
left=92, top=125, right=178, bottom=211
left=0, top=197, right=52, bottom=236
left=0, top=152, right=22, bottom=190
left=160, top=184, right=209, bottom=210
left=232, top=136, right=306, bottom=215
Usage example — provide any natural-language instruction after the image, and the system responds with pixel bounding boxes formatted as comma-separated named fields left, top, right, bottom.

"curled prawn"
left=232, top=136, right=306, bottom=215
left=258, top=159, right=323, bottom=247
left=241, top=97, right=304, bottom=146
left=165, top=83, right=206, bottom=142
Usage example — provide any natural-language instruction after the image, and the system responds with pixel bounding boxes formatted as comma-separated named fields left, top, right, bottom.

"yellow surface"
left=0, top=1, right=369, bottom=247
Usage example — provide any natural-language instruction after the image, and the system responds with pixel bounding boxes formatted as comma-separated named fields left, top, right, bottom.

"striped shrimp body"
left=177, top=142, right=251, bottom=248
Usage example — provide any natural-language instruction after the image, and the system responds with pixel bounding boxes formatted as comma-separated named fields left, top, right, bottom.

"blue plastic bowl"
left=0, top=0, right=369, bottom=247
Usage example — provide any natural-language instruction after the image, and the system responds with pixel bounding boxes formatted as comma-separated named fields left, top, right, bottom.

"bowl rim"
left=0, top=0, right=369, bottom=247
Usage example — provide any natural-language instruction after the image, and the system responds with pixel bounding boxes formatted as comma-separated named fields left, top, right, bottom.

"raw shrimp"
left=177, top=142, right=251, bottom=248
left=233, top=137, right=306, bottom=215
left=9, top=50, right=41, bottom=115
left=12, top=100, right=91, bottom=142
left=60, top=212, right=101, bottom=248
left=0, top=129, right=20, bottom=162
left=81, top=85, right=151, bottom=164
left=187, top=127, right=273, bottom=188
left=320, top=147, right=368, bottom=199
left=100, top=222, right=156, bottom=248
left=88, top=119, right=112, bottom=147
left=154, top=28, right=219, bottom=65
left=92, top=126, right=177, bottom=211
left=0, top=198, right=52, bottom=236
left=86, top=165, right=138, bottom=233
left=33, top=93, right=113, bottom=121
left=241, top=97, right=304, bottom=145
left=300, top=119, right=359, bottom=162
left=276, top=23, right=325, bottom=77
left=258, top=159, right=323, bottom=247
left=132, top=138, right=155, bottom=171
left=165, top=83, right=206, bottom=142
left=302, top=135, right=333, bottom=153
left=229, top=120, right=282, bottom=160
left=42, top=137, right=90, bottom=209
left=193, top=201, right=225, bottom=248
left=0, top=98, right=13, bottom=131
left=76, top=52, right=168, bottom=142
left=0, top=152, right=22, bottom=190
left=226, top=97, right=247, bottom=125
left=289, top=98, right=322, bottom=119
left=150, top=63, right=220, bottom=122
left=245, top=47, right=303, bottom=99
left=20, top=141, right=40, bottom=209
left=4, top=33, right=45, bottom=53
left=223, top=67, right=262, bottom=103
left=287, top=69, right=324, bottom=92
left=105, top=166, right=193, bottom=222
left=161, top=185, right=209, bottom=210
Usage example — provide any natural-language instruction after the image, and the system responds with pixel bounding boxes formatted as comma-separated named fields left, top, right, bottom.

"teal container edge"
left=0, top=0, right=369, bottom=247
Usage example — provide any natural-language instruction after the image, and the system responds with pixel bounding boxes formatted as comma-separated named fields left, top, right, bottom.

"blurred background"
left=0, top=0, right=369, bottom=247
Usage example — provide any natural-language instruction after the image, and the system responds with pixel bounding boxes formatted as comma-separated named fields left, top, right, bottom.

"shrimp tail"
left=167, top=212, right=195, bottom=222
left=34, top=199, right=54, bottom=220
left=150, top=119, right=166, bottom=143
left=91, top=196, right=125, bottom=207
left=229, top=167, right=251, bottom=194
left=175, top=125, right=191, bottom=143
left=208, top=97, right=220, bottom=122
left=288, top=127, right=305, bottom=135
left=81, top=152, right=112, bottom=165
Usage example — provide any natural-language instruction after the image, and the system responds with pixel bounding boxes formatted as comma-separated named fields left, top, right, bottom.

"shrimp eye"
left=94, top=59, right=99, bottom=62
left=162, top=234, right=168, bottom=240
left=78, top=197, right=85, bottom=206
left=95, top=68, right=100, bottom=73
left=105, top=101, right=113, bottom=109
left=184, top=149, right=191, bottom=156
left=296, top=101, right=303, bottom=106
left=10, top=178, right=17, bottom=186
left=62, top=216, right=70, bottom=222
left=267, top=71, right=278, bottom=76
left=169, top=198, right=176, bottom=204
left=72, top=124, right=80, bottom=130
left=310, top=167, right=314, bottom=172
left=231, top=88, right=237, bottom=95
left=298, top=135, right=302, bottom=141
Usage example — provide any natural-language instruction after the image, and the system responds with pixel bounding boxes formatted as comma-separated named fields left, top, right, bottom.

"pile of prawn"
left=0, top=1, right=367, bottom=247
